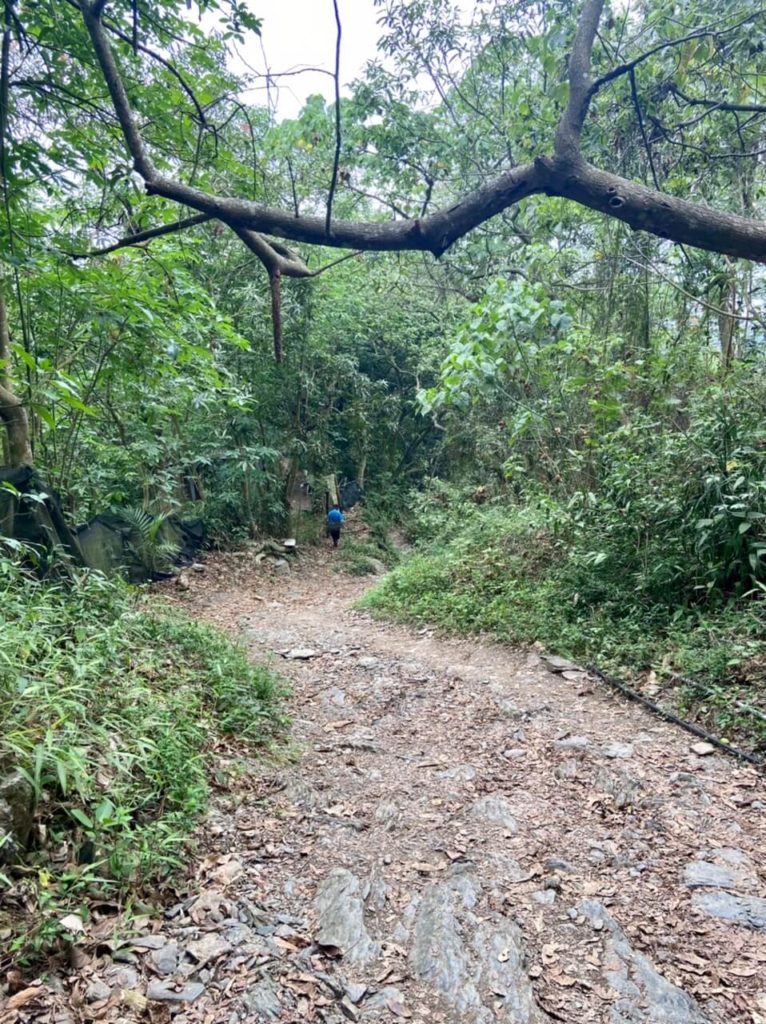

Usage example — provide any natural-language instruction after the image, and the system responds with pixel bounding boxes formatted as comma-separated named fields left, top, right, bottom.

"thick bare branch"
left=81, top=1, right=155, bottom=180
left=142, top=163, right=544, bottom=256
left=546, top=156, right=766, bottom=262
left=79, top=0, right=766, bottom=278
left=554, top=0, right=604, bottom=158
left=269, top=268, right=282, bottom=363
left=231, top=226, right=312, bottom=277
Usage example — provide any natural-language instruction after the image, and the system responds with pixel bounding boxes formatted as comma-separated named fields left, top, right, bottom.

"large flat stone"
left=409, top=880, right=479, bottom=1014
left=315, top=869, right=378, bottom=963
left=580, top=901, right=708, bottom=1022
left=470, top=794, right=518, bottom=832
left=473, top=918, right=548, bottom=1023
left=684, top=848, right=758, bottom=891
left=692, top=891, right=766, bottom=930
left=409, top=872, right=549, bottom=1023
left=240, top=977, right=282, bottom=1019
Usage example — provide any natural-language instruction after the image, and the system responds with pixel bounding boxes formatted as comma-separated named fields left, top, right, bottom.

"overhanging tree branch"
left=669, top=83, right=766, bottom=116
left=555, top=0, right=604, bottom=158
left=77, top=0, right=766, bottom=341
left=587, top=10, right=764, bottom=100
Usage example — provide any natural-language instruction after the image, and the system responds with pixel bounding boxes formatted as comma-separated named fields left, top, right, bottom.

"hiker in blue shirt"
left=327, top=504, right=344, bottom=548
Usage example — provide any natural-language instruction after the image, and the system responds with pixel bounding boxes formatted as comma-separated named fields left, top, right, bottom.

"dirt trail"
left=34, top=547, right=766, bottom=1024
left=166, top=546, right=766, bottom=1024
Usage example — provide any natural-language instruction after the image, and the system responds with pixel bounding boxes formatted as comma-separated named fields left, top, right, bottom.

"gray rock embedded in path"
left=85, top=980, right=111, bottom=1003
left=683, top=858, right=756, bottom=891
left=470, top=793, right=518, bottom=832
left=149, top=943, right=180, bottom=976
left=240, top=977, right=282, bottom=1019
left=315, top=868, right=378, bottom=963
left=532, top=889, right=556, bottom=905
left=409, top=874, right=549, bottom=1023
left=409, top=879, right=482, bottom=1015
left=104, top=964, right=139, bottom=990
left=373, top=801, right=399, bottom=829
left=541, top=654, right=583, bottom=673
left=692, top=891, right=766, bottom=929
left=596, top=767, right=643, bottom=809
left=437, top=763, right=477, bottom=782
left=345, top=982, right=367, bottom=1004
left=473, top=918, right=547, bottom=1023
left=601, top=742, right=634, bottom=759
left=0, top=771, right=34, bottom=865
left=580, top=901, right=708, bottom=1022
left=185, top=932, right=231, bottom=968
left=684, top=847, right=758, bottom=891
left=357, top=656, right=380, bottom=669
left=554, top=735, right=590, bottom=750
left=146, top=980, right=205, bottom=1004
left=555, top=758, right=579, bottom=780
left=283, top=647, right=318, bottom=660
left=502, top=747, right=527, bottom=760
left=364, top=986, right=407, bottom=1014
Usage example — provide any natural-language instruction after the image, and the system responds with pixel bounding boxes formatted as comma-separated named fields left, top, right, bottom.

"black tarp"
left=339, top=478, right=366, bottom=510
left=0, top=466, right=84, bottom=567
left=0, top=466, right=204, bottom=579
left=75, top=514, right=205, bottom=581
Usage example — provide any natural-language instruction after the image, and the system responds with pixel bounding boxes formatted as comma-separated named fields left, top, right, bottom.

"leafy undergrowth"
left=0, top=560, right=286, bottom=964
left=335, top=505, right=401, bottom=576
left=361, top=488, right=766, bottom=755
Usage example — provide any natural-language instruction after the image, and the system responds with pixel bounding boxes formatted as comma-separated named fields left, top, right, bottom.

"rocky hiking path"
left=15, top=547, right=766, bottom=1024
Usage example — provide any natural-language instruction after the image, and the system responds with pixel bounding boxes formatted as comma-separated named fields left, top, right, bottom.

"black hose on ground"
left=586, top=664, right=765, bottom=770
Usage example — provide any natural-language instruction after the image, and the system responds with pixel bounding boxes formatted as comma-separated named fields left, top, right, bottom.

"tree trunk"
left=0, top=285, right=33, bottom=468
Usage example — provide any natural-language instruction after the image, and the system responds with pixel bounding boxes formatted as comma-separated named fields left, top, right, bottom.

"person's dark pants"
left=329, top=527, right=341, bottom=548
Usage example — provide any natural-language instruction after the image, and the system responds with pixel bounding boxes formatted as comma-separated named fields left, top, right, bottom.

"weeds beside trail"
left=0, top=561, right=286, bottom=963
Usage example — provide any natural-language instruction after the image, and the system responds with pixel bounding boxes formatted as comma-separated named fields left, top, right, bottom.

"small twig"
left=307, top=249, right=364, bottom=278
left=629, top=68, right=660, bottom=191
left=325, top=0, right=342, bottom=236
left=67, top=213, right=212, bottom=257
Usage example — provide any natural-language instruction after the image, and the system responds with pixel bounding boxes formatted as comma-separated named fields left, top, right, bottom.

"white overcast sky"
left=229, top=0, right=383, bottom=120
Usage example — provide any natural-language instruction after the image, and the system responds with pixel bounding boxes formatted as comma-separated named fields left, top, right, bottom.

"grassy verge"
left=0, top=560, right=286, bottom=962
left=361, top=494, right=766, bottom=754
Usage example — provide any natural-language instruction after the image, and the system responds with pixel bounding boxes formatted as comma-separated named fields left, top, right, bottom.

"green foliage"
left=363, top=481, right=766, bottom=747
left=0, top=559, right=285, bottom=960
left=119, top=507, right=180, bottom=575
